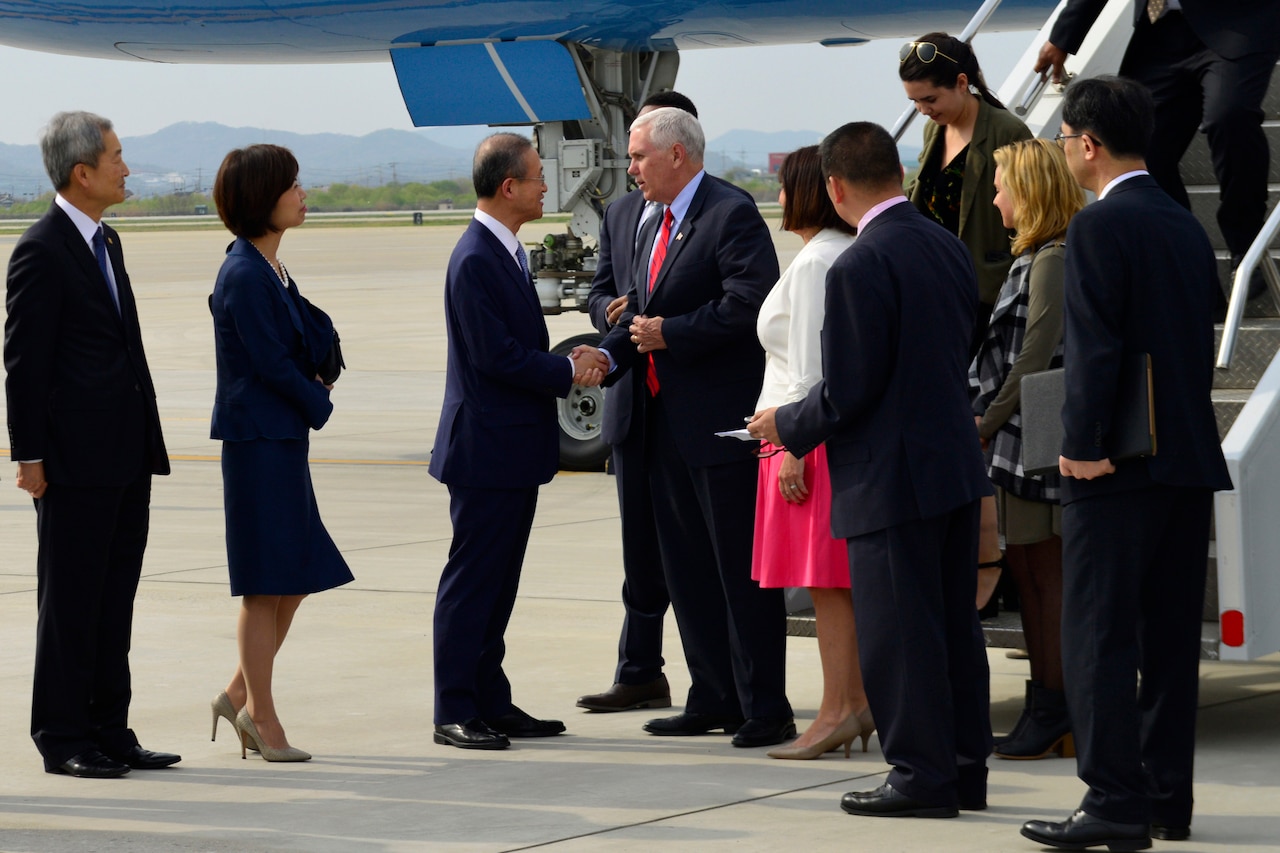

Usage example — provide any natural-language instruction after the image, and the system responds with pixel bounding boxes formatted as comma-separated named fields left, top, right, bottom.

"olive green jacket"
left=908, top=98, right=1032, bottom=307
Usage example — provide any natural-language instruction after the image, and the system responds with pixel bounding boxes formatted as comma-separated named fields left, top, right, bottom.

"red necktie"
left=645, top=208, right=674, bottom=395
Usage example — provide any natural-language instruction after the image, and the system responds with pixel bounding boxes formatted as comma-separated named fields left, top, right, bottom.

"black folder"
left=1019, top=353, right=1156, bottom=476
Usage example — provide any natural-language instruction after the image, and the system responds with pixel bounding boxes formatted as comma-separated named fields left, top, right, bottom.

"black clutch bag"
left=301, top=298, right=345, bottom=385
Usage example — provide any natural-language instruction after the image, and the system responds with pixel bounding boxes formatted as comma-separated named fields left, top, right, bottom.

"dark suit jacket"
left=908, top=99, right=1031, bottom=306
left=588, top=190, right=648, bottom=446
left=776, top=201, right=991, bottom=538
left=210, top=237, right=334, bottom=441
left=1051, top=0, right=1275, bottom=59
left=1060, top=175, right=1231, bottom=503
left=429, top=218, right=573, bottom=488
left=599, top=175, right=779, bottom=466
left=4, top=203, right=168, bottom=486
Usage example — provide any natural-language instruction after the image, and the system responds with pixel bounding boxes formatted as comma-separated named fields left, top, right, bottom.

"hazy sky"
left=0, top=31, right=1034, bottom=150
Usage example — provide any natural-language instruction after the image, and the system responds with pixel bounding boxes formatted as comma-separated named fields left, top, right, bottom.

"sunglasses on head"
left=900, top=41, right=958, bottom=64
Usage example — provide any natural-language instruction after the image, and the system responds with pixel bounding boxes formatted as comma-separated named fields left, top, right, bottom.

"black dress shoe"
left=731, top=716, right=797, bottom=748
left=104, top=745, right=182, bottom=769
left=48, top=750, right=131, bottom=778
left=840, top=782, right=959, bottom=818
left=1021, top=809, right=1151, bottom=850
left=642, top=712, right=743, bottom=736
left=434, top=719, right=510, bottom=750
left=576, top=675, right=672, bottom=712
left=1151, top=824, right=1190, bottom=841
left=484, top=704, right=565, bottom=737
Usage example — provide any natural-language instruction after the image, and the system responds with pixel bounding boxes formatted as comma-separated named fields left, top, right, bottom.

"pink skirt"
left=751, top=442, right=850, bottom=589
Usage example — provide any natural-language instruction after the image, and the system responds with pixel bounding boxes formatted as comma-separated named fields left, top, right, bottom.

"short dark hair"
left=213, top=144, right=300, bottom=239
left=820, top=122, right=902, bottom=190
left=898, top=32, right=1005, bottom=110
left=473, top=133, right=535, bottom=199
left=1061, top=75, right=1154, bottom=159
left=640, top=90, right=698, bottom=118
left=780, top=146, right=855, bottom=235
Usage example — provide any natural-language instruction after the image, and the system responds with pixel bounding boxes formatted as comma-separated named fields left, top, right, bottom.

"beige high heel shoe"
left=211, top=692, right=237, bottom=742
left=768, top=713, right=863, bottom=760
left=854, top=707, right=876, bottom=754
left=234, top=708, right=311, bottom=762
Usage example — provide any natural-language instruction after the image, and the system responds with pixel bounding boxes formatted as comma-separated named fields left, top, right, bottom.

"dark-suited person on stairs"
left=429, top=132, right=609, bottom=750
left=1021, top=76, right=1232, bottom=851
left=598, top=107, right=794, bottom=748
left=750, top=121, right=994, bottom=816
left=4, top=111, right=179, bottom=778
left=1036, top=0, right=1280, bottom=298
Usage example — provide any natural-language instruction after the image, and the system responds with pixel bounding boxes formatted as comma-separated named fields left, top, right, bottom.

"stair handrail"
left=1216, top=200, right=1280, bottom=369
left=891, top=0, right=1005, bottom=143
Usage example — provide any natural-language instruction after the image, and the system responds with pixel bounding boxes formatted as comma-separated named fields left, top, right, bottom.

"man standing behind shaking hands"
left=5, top=111, right=178, bottom=778
left=429, top=133, right=608, bottom=750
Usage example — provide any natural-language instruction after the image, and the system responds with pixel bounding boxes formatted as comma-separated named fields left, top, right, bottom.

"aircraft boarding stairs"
left=787, top=0, right=1280, bottom=662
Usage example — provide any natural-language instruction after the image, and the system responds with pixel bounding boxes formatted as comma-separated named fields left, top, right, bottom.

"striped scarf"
left=969, top=244, right=1062, bottom=503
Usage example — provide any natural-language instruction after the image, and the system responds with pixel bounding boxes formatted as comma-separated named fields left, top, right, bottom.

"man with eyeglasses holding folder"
left=1020, top=77, right=1231, bottom=851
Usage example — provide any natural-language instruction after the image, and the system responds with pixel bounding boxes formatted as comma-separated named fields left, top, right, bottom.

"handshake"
left=570, top=345, right=609, bottom=387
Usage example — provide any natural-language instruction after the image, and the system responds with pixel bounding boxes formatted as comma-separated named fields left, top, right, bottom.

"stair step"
left=1214, top=251, right=1280, bottom=316
left=1180, top=121, right=1280, bottom=186
left=1212, top=319, right=1280, bottom=388
left=1190, top=184, right=1280, bottom=251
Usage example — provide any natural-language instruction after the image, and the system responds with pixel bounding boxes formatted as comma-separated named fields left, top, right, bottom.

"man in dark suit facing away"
left=578, top=90, right=702, bottom=714
left=598, top=107, right=793, bottom=747
left=429, top=132, right=608, bottom=750
left=750, top=122, right=993, bottom=816
left=1021, top=77, right=1232, bottom=850
left=1037, top=0, right=1279, bottom=296
left=5, top=111, right=178, bottom=778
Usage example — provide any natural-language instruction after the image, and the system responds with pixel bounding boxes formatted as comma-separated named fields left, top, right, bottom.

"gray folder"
left=1019, top=353, right=1156, bottom=476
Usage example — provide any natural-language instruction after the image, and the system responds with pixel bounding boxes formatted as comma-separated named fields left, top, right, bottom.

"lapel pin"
left=675, top=232, right=683, bottom=241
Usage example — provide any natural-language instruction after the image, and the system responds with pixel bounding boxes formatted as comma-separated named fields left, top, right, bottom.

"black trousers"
left=847, top=500, right=990, bottom=807
left=609, top=438, right=669, bottom=685
left=1061, top=485, right=1213, bottom=826
left=645, top=394, right=790, bottom=719
left=433, top=484, right=537, bottom=725
left=32, top=475, right=152, bottom=770
left=1121, top=12, right=1280, bottom=256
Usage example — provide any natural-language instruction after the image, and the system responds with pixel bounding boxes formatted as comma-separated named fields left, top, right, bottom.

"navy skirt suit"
left=210, top=238, right=353, bottom=596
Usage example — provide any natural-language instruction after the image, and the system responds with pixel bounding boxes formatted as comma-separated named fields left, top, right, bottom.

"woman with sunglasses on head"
left=208, top=144, right=354, bottom=762
left=970, top=138, right=1084, bottom=760
left=900, top=32, right=1032, bottom=614
left=750, top=146, right=871, bottom=760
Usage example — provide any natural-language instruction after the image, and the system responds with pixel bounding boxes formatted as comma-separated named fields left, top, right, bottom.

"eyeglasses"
left=900, top=42, right=958, bottom=65
left=753, top=444, right=787, bottom=459
left=511, top=173, right=546, bottom=184
left=1053, top=132, right=1085, bottom=149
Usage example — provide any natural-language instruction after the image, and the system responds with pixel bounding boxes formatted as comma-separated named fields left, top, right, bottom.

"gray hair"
left=631, top=107, right=705, bottom=164
left=472, top=132, right=534, bottom=199
left=40, top=111, right=113, bottom=191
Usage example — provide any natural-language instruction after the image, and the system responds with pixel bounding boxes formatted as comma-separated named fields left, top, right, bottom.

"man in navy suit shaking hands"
left=429, top=133, right=607, bottom=750
left=599, top=108, right=793, bottom=747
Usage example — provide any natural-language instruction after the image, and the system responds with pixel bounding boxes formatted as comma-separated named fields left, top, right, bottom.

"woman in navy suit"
left=207, top=145, right=353, bottom=762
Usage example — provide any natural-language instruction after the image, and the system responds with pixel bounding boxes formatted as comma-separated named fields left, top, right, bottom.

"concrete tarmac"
left=1, top=224, right=1278, bottom=852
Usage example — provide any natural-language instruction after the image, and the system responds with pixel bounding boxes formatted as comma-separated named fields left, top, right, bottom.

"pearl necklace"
left=250, top=241, right=288, bottom=288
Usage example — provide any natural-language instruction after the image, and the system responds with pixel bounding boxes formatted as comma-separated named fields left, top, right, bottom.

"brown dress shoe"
left=576, top=675, right=672, bottom=712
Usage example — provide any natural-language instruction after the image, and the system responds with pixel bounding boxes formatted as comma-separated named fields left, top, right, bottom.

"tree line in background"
left=2, top=167, right=918, bottom=219
left=0, top=178, right=478, bottom=218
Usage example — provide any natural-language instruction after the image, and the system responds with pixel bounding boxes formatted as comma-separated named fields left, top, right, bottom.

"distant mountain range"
left=0, top=123, right=921, bottom=200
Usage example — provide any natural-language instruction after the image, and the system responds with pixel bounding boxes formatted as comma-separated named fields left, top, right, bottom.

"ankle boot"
left=994, top=683, right=1072, bottom=760
left=993, top=680, right=1036, bottom=747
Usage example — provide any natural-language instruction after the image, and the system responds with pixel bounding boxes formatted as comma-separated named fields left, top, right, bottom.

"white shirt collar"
left=1098, top=170, right=1149, bottom=200
left=55, top=193, right=102, bottom=249
left=472, top=207, right=524, bottom=268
